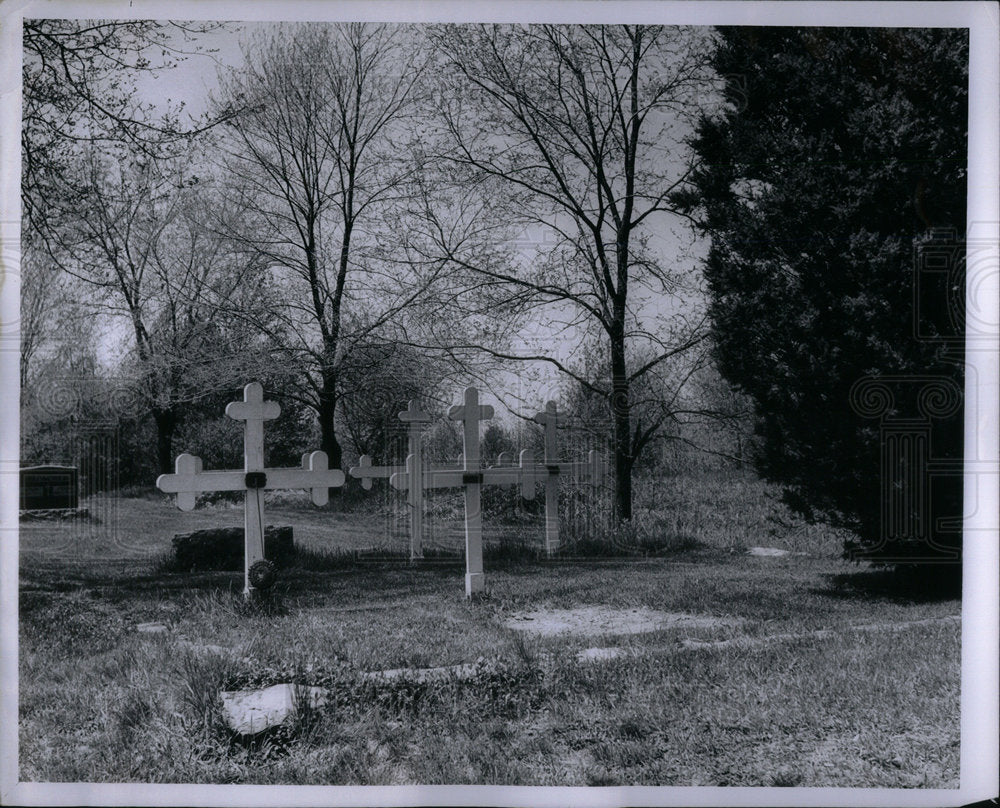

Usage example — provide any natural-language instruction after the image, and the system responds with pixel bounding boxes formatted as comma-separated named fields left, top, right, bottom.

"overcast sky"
left=133, top=21, right=248, bottom=121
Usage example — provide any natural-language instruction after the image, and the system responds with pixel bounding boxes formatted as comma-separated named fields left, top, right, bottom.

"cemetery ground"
left=18, top=473, right=960, bottom=787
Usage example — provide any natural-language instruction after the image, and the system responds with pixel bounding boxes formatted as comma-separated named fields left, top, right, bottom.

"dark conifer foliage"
left=673, top=28, right=967, bottom=563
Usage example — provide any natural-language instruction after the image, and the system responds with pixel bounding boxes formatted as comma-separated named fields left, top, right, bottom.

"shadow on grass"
left=20, top=532, right=711, bottom=604
left=20, top=559, right=244, bottom=598
left=813, top=564, right=961, bottom=604
left=293, top=534, right=706, bottom=571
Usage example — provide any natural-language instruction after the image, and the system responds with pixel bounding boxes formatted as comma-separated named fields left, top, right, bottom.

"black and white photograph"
left=1, top=1, right=997, bottom=805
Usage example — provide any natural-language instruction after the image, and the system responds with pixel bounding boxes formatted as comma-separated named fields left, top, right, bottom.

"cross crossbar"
left=156, top=383, right=345, bottom=596
left=349, top=454, right=404, bottom=490
left=158, top=452, right=342, bottom=500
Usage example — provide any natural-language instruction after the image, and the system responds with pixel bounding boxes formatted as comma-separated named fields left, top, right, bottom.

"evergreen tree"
left=673, top=28, right=967, bottom=563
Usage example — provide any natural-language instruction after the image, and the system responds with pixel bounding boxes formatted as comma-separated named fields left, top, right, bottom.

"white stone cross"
left=449, top=386, right=492, bottom=597
left=389, top=387, right=496, bottom=597
left=156, top=382, right=345, bottom=596
left=532, top=400, right=606, bottom=554
left=347, top=399, right=431, bottom=560
left=373, top=388, right=605, bottom=595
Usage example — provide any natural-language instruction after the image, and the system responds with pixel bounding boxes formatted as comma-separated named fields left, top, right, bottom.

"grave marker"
left=366, top=388, right=607, bottom=595
left=20, top=465, right=79, bottom=510
left=449, top=386, right=493, bottom=596
left=348, top=399, right=431, bottom=559
left=390, top=389, right=503, bottom=597
left=157, top=382, right=345, bottom=596
left=389, top=389, right=555, bottom=597
left=531, top=401, right=606, bottom=554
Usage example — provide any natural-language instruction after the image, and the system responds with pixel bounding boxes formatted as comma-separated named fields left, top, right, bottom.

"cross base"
left=465, top=572, right=485, bottom=598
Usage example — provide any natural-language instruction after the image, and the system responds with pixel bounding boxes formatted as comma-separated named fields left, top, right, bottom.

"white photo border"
left=1, top=2, right=996, bottom=806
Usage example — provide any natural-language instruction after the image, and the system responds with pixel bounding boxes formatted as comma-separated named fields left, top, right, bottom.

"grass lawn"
left=18, top=472, right=960, bottom=786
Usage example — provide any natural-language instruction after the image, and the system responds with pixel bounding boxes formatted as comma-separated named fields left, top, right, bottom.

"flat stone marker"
left=576, top=647, right=628, bottom=662
left=361, top=661, right=487, bottom=684
left=504, top=607, right=743, bottom=637
left=136, top=622, right=169, bottom=634
left=220, top=683, right=329, bottom=736
left=747, top=546, right=790, bottom=557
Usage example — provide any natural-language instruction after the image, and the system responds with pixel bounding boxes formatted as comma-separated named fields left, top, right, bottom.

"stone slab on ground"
left=747, top=546, right=790, bottom=557
left=220, top=683, right=329, bottom=736
left=574, top=615, right=961, bottom=661
left=361, top=661, right=486, bottom=684
left=678, top=614, right=961, bottom=651
left=504, top=606, right=743, bottom=637
left=135, top=621, right=169, bottom=634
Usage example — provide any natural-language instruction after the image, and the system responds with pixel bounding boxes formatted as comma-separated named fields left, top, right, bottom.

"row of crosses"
left=157, top=383, right=604, bottom=599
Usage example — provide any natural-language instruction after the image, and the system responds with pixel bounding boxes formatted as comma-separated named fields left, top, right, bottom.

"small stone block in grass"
left=135, top=621, right=169, bottom=634
left=220, top=683, right=328, bottom=736
left=171, top=526, right=294, bottom=571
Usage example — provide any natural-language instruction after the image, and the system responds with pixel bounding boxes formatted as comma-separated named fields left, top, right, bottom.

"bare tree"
left=18, top=245, right=69, bottom=390
left=337, top=340, right=446, bottom=462
left=21, top=19, right=231, bottom=235
left=39, top=147, right=273, bottom=472
left=213, top=23, right=443, bottom=469
left=417, top=24, right=716, bottom=520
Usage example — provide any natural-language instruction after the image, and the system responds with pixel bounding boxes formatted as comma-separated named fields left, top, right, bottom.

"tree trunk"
left=609, top=326, right=633, bottom=522
left=152, top=407, right=177, bottom=475
left=317, top=378, right=342, bottom=492
left=319, top=406, right=342, bottom=470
